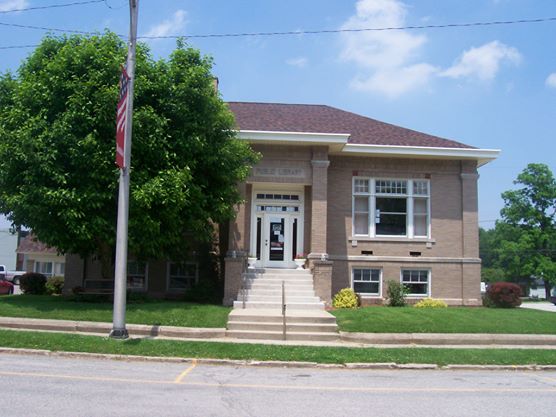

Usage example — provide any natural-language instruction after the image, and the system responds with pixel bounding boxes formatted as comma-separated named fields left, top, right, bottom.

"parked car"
left=0, top=264, right=26, bottom=285
left=0, top=277, right=14, bottom=295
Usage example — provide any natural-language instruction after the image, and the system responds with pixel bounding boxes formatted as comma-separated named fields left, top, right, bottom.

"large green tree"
left=0, top=33, right=258, bottom=277
left=497, top=163, right=556, bottom=298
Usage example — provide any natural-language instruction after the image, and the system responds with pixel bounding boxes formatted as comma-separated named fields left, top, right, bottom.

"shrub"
left=414, top=298, right=448, bottom=308
left=19, top=272, right=47, bottom=295
left=386, top=280, right=408, bottom=307
left=485, top=282, right=522, bottom=308
left=183, top=278, right=223, bottom=304
left=332, top=288, right=359, bottom=309
left=45, top=276, right=64, bottom=295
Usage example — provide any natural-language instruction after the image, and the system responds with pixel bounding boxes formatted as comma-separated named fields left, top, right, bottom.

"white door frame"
left=250, top=185, right=304, bottom=269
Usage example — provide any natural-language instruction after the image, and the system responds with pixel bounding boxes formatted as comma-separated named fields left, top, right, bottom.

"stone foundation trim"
left=330, top=255, right=481, bottom=264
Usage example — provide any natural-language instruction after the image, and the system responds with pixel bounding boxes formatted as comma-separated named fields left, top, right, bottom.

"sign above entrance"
left=254, top=167, right=306, bottom=178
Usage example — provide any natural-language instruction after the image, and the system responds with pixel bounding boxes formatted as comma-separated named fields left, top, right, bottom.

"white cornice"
left=236, top=130, right=500, bottom=166
left=341, top=144, right=500, bottom=167
left=237, top=130, right=350, bottom=144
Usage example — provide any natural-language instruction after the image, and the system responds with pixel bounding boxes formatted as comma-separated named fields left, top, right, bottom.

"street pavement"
left=521, top=301, right=556, bottom=313
left=1, top=353, right=555, bottom=417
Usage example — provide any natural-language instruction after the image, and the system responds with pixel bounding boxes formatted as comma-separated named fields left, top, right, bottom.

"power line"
left=140, top=16, right=556, bottom=39
left=1, top=15, right=555, bottom=50
left=0, top=0, right=104, bottom=14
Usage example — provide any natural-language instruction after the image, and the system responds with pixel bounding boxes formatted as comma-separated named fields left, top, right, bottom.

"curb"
left=1, top=347, right=556, bottom=371
left=0, top=317, right=225, bottom=339
left=339, top=332, right=556, bottom=346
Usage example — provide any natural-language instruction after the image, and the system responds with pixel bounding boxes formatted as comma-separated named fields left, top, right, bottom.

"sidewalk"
left=2, top=316, right=556, bottom=349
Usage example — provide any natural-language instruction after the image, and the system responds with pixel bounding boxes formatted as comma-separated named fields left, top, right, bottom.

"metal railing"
left=282, top=280, right=286, bottom=340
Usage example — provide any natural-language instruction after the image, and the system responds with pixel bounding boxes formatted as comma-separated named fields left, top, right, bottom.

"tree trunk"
left=544, top=279, right=552, bottom=300
left=96, top=240, right=115, bottom=280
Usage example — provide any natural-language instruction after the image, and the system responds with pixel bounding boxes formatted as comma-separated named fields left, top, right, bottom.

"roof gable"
left=227, top=102, right=474, bottom=149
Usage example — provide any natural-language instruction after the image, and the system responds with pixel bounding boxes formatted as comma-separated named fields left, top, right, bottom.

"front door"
left=264, top=215, right=287, bottom=267
left=251, top=189, right=304, bottom=268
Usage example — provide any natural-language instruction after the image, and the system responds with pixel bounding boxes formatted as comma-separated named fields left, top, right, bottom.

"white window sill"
left=349, top=236, right=435, bottom=243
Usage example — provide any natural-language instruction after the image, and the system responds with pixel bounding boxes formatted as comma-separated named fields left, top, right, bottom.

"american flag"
left=116, top=65, right=130, bottom=169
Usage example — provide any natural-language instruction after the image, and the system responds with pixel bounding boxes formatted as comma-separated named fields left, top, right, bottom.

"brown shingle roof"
left=17, top=234, right=58, bottom=255
left=227, top=102, right=473, bottom=149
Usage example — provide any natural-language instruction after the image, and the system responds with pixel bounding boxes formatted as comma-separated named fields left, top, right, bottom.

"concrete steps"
left=226, top=309, right=339, bottom=342
left=227, top=268, right=339, bottom=342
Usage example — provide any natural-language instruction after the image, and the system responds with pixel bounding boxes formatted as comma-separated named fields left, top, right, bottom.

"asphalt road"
left=1, top=353, right=555, bottom=417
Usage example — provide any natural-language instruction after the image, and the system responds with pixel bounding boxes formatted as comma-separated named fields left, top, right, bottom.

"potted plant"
left=247, top=254, right=257, bottom=269
left=294, top=253, right=306, bottom=270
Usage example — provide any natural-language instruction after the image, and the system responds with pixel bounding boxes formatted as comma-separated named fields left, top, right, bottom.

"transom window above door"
left=353, top=178, right=430, bottom=238
left=256, top=193, right=300, bottom=201
left=256, top=205, right=299, bottom=212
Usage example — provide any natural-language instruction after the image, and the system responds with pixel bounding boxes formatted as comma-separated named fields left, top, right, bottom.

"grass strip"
left=0, top=295, right=231, bottom=328
left=1, top=329, right=556, bottom=366
left=332, top=306, right=556, bottom=334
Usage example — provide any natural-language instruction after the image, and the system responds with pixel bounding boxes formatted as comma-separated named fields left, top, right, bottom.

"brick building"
left=222, top=102, right=498, bottom=306
left=65, top=101, right=498, bottom=306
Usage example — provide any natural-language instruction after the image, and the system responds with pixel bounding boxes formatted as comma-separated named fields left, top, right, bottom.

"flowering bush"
left=485, top=282, right=522, bottom=308
left=414, top=298, right=448, bottom=308
left=332, top=288, right=359, bottom=309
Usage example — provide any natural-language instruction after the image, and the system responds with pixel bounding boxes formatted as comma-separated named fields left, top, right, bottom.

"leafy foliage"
left=386, top=280, right=408, bottom=307
left=480, top=164, right=556, bottom=297
left=45, top=276, right=64, bottom=295
left=485, top=282, right=522, bottom=308
left=19, top=273, right=47, bottom=295
left=0, top=33, right=258, bottom=275
left=332, top=288, right=359, bottom=309
left=413, top=298, right=448, bottom=308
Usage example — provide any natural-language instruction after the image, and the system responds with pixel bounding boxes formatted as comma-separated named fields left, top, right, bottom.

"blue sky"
left=0, top=0, right=555, bottom=230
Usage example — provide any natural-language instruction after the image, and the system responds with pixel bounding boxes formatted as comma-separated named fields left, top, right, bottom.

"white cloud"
left=144, top=10, right=187, bottom=38
left=340, top=0, right=437, bottom=98
left=440, top=41, right=521, bottom=81
left=0, top=0, right=28, bottom=12
left=545, top=73, right=556, bottom=89
left=351, top=63, right=437, bottom=98
left=286, top=57, right=308, bottom=68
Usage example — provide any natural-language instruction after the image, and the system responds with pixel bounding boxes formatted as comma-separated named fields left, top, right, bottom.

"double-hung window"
left=127, top=261, right=147, bottom=291
left=401, top=269, right=430, bottom=296
left=352, top=268, right=381, bottom=296
left=167, top=262, right=198, bottom=291
left=352, top=178, right=430, bottom=238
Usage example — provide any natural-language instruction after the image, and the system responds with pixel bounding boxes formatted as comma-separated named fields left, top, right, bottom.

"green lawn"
left=331, top=306, right=556, bottom=334
left=2, top=329, right=556, bottom=365
left=0, top=295, right=231, bottom=328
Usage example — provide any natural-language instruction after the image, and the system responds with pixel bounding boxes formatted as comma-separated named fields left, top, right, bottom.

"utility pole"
left=110, top=0, right=139, bottom=339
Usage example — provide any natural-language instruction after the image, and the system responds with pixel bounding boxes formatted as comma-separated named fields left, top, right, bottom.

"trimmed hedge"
left=485, top=282, right=522, bottom=308
left=19, top=272, right=47, bottom=295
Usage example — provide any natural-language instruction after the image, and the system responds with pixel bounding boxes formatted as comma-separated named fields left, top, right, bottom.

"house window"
left=167, top=262, right=198, bottom=291
left=34, top=261, right=65, bottom=277
left=127, top=261, right=147, bottom=291
left=352, top=268, right=381, bottom=296
left=401, top=269, right=430, bottom=296
left=352, top=178, right=430, bottom=238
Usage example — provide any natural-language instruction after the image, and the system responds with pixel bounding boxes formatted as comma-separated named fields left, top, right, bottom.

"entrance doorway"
left=250, top=189, right=304, bottom=268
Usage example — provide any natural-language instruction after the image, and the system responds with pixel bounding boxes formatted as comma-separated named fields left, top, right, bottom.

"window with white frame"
left=127, top=261, right=147, bottom=291
left=167, top=262, right=198, bottom=291
left=401, top=269, right=430, bottom=296
left=34, top=261, right=65, bottom=277
left=352, top=178, right=430, bottom=238
left=352, top=268, right=381, bottom=296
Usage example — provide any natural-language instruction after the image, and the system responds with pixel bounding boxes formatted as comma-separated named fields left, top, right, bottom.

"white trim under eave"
left=342, top=144, right=500, bottom=167
left=237, top=130, right=350, bottom=145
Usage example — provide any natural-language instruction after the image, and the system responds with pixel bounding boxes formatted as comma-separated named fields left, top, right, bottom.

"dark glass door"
left=268, top=217, right=285, bottom=261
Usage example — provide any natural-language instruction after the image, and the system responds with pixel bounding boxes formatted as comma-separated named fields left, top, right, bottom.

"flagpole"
left=110, top=0, right=139, bottom=339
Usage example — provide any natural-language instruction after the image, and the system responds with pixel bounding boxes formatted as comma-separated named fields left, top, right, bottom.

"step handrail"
left=240, top=256, right=248, bottom=309
left=282, top=280, right=286, bottom=341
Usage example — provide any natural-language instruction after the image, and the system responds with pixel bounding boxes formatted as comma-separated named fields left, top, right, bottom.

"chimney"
left=212, top=77, right=219, bottom=93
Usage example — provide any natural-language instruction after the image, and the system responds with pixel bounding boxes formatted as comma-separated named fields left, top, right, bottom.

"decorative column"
left=461, top=163, right=481, bottom=305
left=310, top=148, right=330, bottom=258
